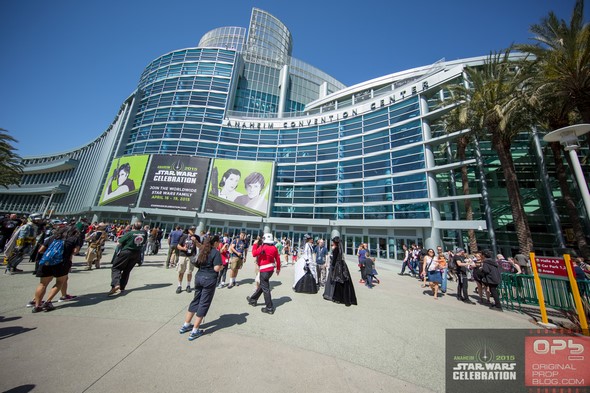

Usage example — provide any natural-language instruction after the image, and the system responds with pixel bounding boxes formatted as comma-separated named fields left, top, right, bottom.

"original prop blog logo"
left=525, top=336, right=589, bottom=387
left=452, top=341, right=517, bottom=381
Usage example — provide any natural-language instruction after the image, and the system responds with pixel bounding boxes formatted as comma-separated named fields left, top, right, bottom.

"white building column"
left=420, top=95, right=441, bottom=250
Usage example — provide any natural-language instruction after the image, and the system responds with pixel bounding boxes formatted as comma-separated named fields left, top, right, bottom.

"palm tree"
left=449, top=49, right=534, bottom=255
left=441, top=108, right=478, bottom=252
left=517, top=0, right=590, bottom=257
left=0, top=128, right=23, bottom=188
left=518, top=0, right=590, bottom=141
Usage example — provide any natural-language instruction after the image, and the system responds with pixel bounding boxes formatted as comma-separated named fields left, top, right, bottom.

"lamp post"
left=544, top=124, right=590, bottom=222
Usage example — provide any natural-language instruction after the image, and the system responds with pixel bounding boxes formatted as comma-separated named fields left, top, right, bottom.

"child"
left=364, top=257, right=376, bottom=288
left=291, top=245, right=298, bottom=265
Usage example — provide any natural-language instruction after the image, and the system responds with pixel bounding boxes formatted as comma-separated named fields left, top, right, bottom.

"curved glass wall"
left=198, top=26, right=247, bottom=52
left=126, top=48, right=238, bottom=155
left=244, top=8, right=292, bottom=67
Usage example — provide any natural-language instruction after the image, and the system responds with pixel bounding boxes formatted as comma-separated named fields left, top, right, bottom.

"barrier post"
left=563, top=254, right=589, bottom=336
left=530, top=252, right=551, bottom=326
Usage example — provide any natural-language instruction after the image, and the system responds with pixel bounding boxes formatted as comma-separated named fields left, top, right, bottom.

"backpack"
left=40, top=239, right=65, bottom=266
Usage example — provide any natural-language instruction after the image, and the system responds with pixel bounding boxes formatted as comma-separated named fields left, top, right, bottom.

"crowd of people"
left=397, top=243, right=590, bottom=310
left=2, top=212, right=589, bottom=340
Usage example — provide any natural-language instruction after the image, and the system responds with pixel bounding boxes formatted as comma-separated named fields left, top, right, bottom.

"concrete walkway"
left=0, top=243, right=535, bottom=393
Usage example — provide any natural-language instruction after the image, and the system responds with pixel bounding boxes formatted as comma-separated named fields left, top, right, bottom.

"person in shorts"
left=175, top=226, right=200, bottom=294
left=227, top=232, right=246, bottom=288
left=31, top=225, right=81, bottom=313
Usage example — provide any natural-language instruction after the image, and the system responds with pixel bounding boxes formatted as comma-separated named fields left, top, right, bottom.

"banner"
left=98, top=155, right=149, bottom=207
left=138, top=155, right=210, bottom=211
left=204, top=158, right=274, bottom=217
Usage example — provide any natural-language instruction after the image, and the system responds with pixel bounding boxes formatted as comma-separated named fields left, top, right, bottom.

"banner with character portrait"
left=98, top=155, right=150, bottom=207
left=204, top=158, right=274, bottom=217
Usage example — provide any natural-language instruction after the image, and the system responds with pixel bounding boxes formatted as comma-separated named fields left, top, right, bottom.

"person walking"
left=247, top=233, right=281, bottom=314
left=178, top=235, right=223, bottom=341
left=398, top=244, right=416, bottom=276
left=424, top=249, right=441, bottom=299
left=323, top=236, right=357, bottom=306
left=175, top=226, right=199, bottom=294
left=30, top=225, right=81, bottom=312
left=216, top=237, right=230, bottom=288
left=453, top=248, right=475, bottom=304
left=4, top=216, right=37, bottom=274
left=481, top=249, right=503, bottom=311
left=107, top=221, right=146, bottom=296
left=165, top=225, right=183, bottom=269
left=314, top=239, right=328, bottom=287
left=84, top=223, right=107, bottom=270
left=227, top=232, right=246, bottom=288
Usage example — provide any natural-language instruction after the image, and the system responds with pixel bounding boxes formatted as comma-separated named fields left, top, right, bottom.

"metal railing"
left=499, top=273, right=590, bottom=314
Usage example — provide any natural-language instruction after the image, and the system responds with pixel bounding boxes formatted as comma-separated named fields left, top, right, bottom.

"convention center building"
left=1, top=8, right=586, bottom=261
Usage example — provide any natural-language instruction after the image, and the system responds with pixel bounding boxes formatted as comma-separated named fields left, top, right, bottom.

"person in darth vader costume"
left=323, top=236, right=357, bottom=306
left=293, top=234, right=318, bottom=293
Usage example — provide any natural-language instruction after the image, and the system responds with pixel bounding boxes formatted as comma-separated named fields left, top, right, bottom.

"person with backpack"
left=4, top=216, right=38, bottom=274
left=107, top=221, right=146, bottom=296
left=30, top=225, right=81, bottom=313
left=84, top=223, right=108, bottom=270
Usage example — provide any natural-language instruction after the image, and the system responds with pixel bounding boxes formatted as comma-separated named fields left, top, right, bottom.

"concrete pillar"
left=278, top=64, right=289, bottom=117
left=420, top=95, right=441, bottom=249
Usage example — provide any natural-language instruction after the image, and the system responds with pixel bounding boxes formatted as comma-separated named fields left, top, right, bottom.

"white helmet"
left=263, top=233, right=274, bottom=244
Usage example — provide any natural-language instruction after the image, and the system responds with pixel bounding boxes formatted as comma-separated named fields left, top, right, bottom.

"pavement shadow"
left=0, top=316, right=22, bottom=323
left=3, top=384, right=36, bottom=393
left=422, top=290, right=445, bottom=298
left=199, top=312, right=249, bottom=334
left=0, top=326, right=37, bottom=341
left=130, top=283, right=173, bottom=292
left=58, top=283, right=173, bottom=309
left=273, top=296, right=292, bottom=308
left=237, top=278, right=255, bottom=285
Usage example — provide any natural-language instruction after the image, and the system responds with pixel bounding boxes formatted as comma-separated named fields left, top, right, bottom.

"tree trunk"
left=457, top=136, right=478, bottom=252
left=550, top=142, right=590, bottom=258
left=493, top=136, right=534, bottom=254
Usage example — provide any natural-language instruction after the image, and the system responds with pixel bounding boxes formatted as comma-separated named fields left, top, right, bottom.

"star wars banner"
left=98, top=155, right=150, bottom=207
left=138, top=155, right=210, bottom=211
left=204, top=158, right=274, bottom=217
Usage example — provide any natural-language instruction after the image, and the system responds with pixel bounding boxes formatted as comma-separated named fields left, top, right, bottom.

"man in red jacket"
left=247, top=233, right=281, bottom=314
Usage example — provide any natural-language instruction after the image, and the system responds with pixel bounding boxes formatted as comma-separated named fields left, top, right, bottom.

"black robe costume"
left=323, top=240, right=357, bottom=306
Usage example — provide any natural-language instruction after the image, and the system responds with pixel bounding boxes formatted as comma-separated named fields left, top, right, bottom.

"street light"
left=544, top=124, right=590, bottom=222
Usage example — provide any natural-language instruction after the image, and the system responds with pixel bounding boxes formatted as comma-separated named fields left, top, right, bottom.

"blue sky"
left=0, top=0, right=585, bottom=157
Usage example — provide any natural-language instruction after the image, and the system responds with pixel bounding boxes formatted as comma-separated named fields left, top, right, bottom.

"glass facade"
left=3, top=7, right=588, bottom=262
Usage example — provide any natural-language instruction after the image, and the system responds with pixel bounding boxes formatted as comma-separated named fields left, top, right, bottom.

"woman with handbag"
left=424, top=249, right=442, bottom=299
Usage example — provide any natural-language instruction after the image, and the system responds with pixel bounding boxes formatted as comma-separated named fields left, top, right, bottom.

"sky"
left=0, top=0, right=586, bottom=157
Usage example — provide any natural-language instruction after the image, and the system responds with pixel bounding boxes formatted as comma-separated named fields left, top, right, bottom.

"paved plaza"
left=0, top=242, right=535, bottom=393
